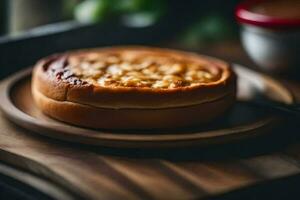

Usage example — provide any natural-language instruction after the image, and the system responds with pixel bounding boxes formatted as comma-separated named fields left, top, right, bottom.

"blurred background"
left=2, top=1, right=300, bottom=199
left=0, top=0, right=249, bottom=78
left=0, top=0, right=239, bottom=39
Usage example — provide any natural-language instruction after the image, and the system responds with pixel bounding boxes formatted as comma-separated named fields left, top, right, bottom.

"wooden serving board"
left=0, top=66, right=299, bottom=199
left=0, top=65, right=294, bottom=148
left=1, top=105, right=300, bottom=199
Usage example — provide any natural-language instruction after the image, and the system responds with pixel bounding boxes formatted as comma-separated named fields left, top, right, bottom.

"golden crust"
left=32, top=46, right=236, bottom=129
left=32, top=85, right=236, bottom=130
left=33, top=46, right=236, bottom=109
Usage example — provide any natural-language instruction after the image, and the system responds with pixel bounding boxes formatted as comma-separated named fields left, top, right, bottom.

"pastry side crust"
left=32, top=85, right=236, bottom=130
left=32, top=47, right=236, bottom=109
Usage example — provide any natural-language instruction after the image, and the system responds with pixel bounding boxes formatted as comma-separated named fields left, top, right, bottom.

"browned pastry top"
left=34, top=47, right=236, bottom=109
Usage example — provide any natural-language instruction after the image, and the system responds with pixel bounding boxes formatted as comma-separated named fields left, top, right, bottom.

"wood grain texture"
left=0, top=67, right=300, bottom=199
left=1, top=111, right=300, bottom=199
left=0, top=162, right=74, bottom=200
left=0, top=65, right=294, bottom=148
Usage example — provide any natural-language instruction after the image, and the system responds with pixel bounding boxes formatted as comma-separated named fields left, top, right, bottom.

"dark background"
left=0, top=0, right=243, bottom=78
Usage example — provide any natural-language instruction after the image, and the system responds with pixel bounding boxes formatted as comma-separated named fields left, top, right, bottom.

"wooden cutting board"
left=1, top=112, right=300, bottom=200
left=0, top=66, right=300, bottom=199
left=0, top=65, right=294, bottom=148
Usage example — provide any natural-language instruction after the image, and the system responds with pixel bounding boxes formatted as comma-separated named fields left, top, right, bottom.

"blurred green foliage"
left=67, top=1, right=237, bottom=49
left=181, top=14, right=235, bottom=48
left=63, top=0, right=81, bottom=19
left=74, top=0, right=166, bottom=27
left=75, top=0, right=109, bottom=23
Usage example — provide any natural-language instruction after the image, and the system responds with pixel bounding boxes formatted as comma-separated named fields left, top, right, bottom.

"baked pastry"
left=32, top=46, right=236, bottom=129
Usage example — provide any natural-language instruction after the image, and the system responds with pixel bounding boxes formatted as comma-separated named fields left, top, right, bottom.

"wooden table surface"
left=1, top=42, right=300, bottom=200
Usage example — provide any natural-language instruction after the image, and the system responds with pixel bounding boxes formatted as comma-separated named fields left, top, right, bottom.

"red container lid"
left=235, top=0, right=300, bottom=28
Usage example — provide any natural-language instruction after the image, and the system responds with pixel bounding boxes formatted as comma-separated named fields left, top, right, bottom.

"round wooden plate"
left=0, top=65, right=294, bottom=148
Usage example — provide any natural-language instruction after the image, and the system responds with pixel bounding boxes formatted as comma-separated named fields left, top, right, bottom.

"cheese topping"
left=51, top=51, right=222, bottom=89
